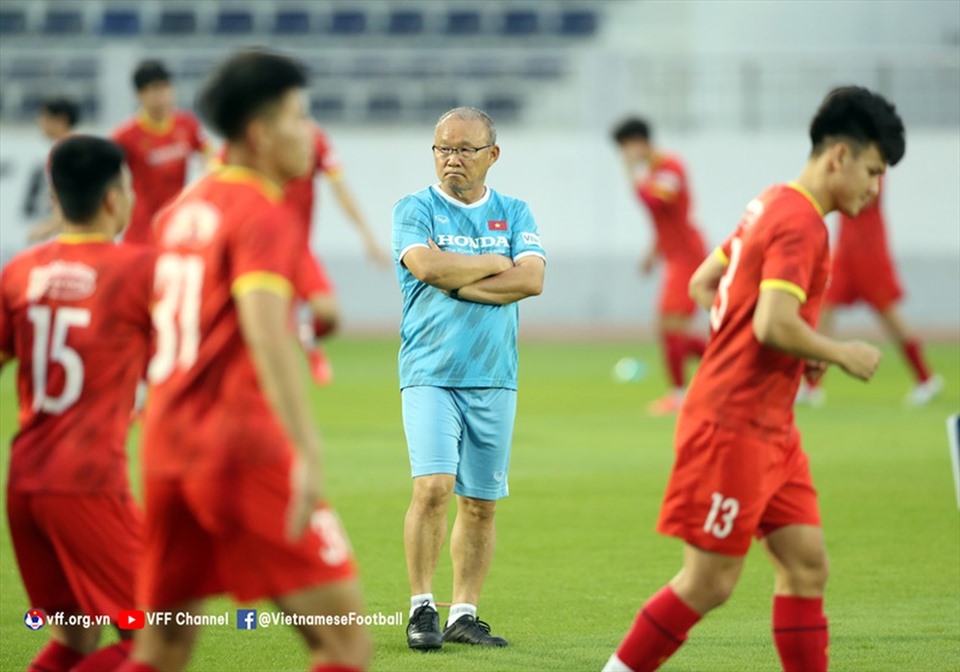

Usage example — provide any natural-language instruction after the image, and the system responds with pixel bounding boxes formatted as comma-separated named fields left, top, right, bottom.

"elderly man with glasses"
left=391, top=107, right=546, bottom=652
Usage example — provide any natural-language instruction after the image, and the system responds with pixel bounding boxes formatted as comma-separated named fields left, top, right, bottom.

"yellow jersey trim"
left=216, top=166, right=284, bottom=204
left=58, top=233, right=111, bottom=244
left=787, top=182, right=825, bottom=218
left=760, top=279, right=807, bottom=304
left=714, top=247, right=729, bottom=266
left=136, top=110, right=175, bottom=136
left=231, top=272, right=293, bottom=299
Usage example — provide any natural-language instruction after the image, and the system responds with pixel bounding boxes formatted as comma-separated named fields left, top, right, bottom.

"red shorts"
left=659, top=259, right=699, bottom=316
left=825, top=253, right=903, bottom=312
left=657, top=418, right=821, bottom=556
left=139, top=455, right=356, bottom=609
left=296, top=250, right=335, bottom=300
left=7, top=490, right=141, bottom=617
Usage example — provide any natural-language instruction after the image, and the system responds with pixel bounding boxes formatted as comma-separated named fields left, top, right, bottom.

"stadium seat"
left=215, top=10, right=254, bottom=35
left=101, top=9, right=141, bottom=37
left=558, top=10, right=597, bottom=36
left=445, top=10, right=481, bottom=36
left=455, top=59, right=503, bottom=79
left=179, top=57, right=218, bottom=80
left=42, top=9, right=83, bottom=35
left=63, top=58, right=98, bottom=80
left=7, top=58, right=50, bottom=80
left=483, top=95, right=522, bottom=120
left=310, top=96, right=345, bottom=120
left=79, top=95, right=100, bottom=121
left=0, top=9, right=27, bottom=36
left=421, top=95, right=460, bottom=119
left=366, top=94, right=402, bottom=120
left=18, top=92, right=46, bottom=119
left=387, top=10, right=423, bottom=35
left=502, top=10, right=538, bottom=36
left=351, top=56, right=390, bottom=79
left=273, top=10, right=310, bottom=35
left=158, top=10, right=197, bottom=35
left=330, top=10, right=366, bottom=35
left=523, top=57, right=565, bottom=79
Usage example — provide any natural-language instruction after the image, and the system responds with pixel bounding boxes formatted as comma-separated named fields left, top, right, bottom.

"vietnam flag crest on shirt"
left=488, top=220, right=507, bottom=231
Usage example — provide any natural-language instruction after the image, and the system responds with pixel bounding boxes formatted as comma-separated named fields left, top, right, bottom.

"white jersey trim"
left=514, top=250, right=547, bottom=264
left=398, top=242, right=429, bottom=265
left=430, top=184, right=491, bottom=209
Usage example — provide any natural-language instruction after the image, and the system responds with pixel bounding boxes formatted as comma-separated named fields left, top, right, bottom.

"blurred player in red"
left=1, top=136, right=153, bottom=672
left=613, top=118, right=708, bottom=414
left=796, top=178, right=942, bottom=406
left=603, top=87, right=905, bottom=672
left=112, top=60, right=210, bottom=246
left=218, top=123, right=390, bottom=384
left=117, top=50, right=371, bottom=672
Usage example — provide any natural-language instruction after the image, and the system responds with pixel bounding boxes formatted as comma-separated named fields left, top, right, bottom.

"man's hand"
left=364, top=235, right=392, bottom=269
left=639, top=246, right=658, bottom=276
left=286, top=453, right=323, bottom=542
left=837, top=341, right=882, bottom=381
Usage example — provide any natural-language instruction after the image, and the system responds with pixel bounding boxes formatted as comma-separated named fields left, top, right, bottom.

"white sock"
left=446, top=602, right=477, bottom=625
left=602, top=654, right=635, bottom=672
left=410, top=593, right=436, bottom=618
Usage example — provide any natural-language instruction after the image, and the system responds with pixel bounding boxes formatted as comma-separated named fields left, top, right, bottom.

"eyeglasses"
left=432, top=145, right=492, bottom=158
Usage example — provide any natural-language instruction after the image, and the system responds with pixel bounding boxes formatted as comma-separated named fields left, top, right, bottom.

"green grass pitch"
left=1, top=338, right=958, bottom=671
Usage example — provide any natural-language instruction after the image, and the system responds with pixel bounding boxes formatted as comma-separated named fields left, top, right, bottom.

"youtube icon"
left=118, top=609, right=145, bottom=630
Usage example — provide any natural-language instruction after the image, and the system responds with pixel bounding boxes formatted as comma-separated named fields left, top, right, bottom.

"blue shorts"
left=401, top=386, right=517, bottom=500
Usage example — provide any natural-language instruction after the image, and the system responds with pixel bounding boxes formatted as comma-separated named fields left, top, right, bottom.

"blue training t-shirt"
left=392, top=184, right=546, bottom=390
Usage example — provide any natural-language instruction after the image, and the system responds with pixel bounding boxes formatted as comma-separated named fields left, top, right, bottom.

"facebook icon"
left=237, top=609, right=257, bottom=630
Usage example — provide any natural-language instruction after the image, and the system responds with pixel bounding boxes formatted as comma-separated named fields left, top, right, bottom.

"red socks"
left=902, top=339, right=931, bottom=383
left=70, top=640, right=132, bottom=672
left=614, top=586, right=702, bottom=672
left=662, top=333, right=706, bottom=389
left=311, top=665, right=363, bottom=672
left=29, top=641, right=84, bottom=672
left=114, top=661, right=159, bottom=672
left=773, top=596, right=829, bottom=672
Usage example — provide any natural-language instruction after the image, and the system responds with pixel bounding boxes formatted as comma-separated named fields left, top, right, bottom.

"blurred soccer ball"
left=612, top=357, right=646, bottom=383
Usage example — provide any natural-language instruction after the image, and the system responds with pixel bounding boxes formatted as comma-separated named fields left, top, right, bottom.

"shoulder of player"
left=486, top=188, right=532, bottom=214
left=393, top=187, right=435, bottom=214
left=172, top=109, right=200, bottom=127
left=111, top=117, right=140, bottom=141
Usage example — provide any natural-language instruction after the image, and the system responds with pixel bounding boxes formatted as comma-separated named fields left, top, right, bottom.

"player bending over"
left=116, top=50, right=371, bottom=672
left=603, top=86, right=904, bottom=672
left=1, top=136, right=153, bottom=672
left=612, top=118, right=708, bottom=415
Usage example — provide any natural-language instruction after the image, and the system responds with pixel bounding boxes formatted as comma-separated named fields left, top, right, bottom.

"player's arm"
left=455, top=256, right=545, bottom=306
left=328, top=176, right=391, bottom=268
left=753, top=288, right=880, bottom=381
left=689, top=248, right=728, bottom=310
left=234, top=279, right=323, bottom=539
left=637, top=168, right=681, bottom=209
left=402, top=244, right=513, bottom=291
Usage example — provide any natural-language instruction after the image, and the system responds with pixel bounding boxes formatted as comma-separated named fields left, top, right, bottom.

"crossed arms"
left=401, top=240, right=544, bottom=306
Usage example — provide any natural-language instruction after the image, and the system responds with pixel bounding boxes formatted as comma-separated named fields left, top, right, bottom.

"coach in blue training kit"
left=392, top=107, right=546, bottom=651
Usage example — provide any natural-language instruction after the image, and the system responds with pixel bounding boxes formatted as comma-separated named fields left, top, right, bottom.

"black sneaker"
left=406, top=601, right=442, bottom=651
left=442, top=615, right=508, bottom=647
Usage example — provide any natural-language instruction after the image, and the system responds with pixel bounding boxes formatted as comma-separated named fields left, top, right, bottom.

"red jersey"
left=143, top=166, right=302, bottom=477
left=683, top=183, right=830, bottom=429
left=0, top=234, right=154, bottom=493
left=282, top=125, right=341, bottom=233
left=112, top=110, right=208, bottom=245
left=635, top=153, right=707, bottom=266
left=834, top=178, right=891, bottom=265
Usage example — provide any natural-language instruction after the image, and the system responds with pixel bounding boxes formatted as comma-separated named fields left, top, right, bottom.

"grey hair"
left=435, top=106, right=497, bottom=145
